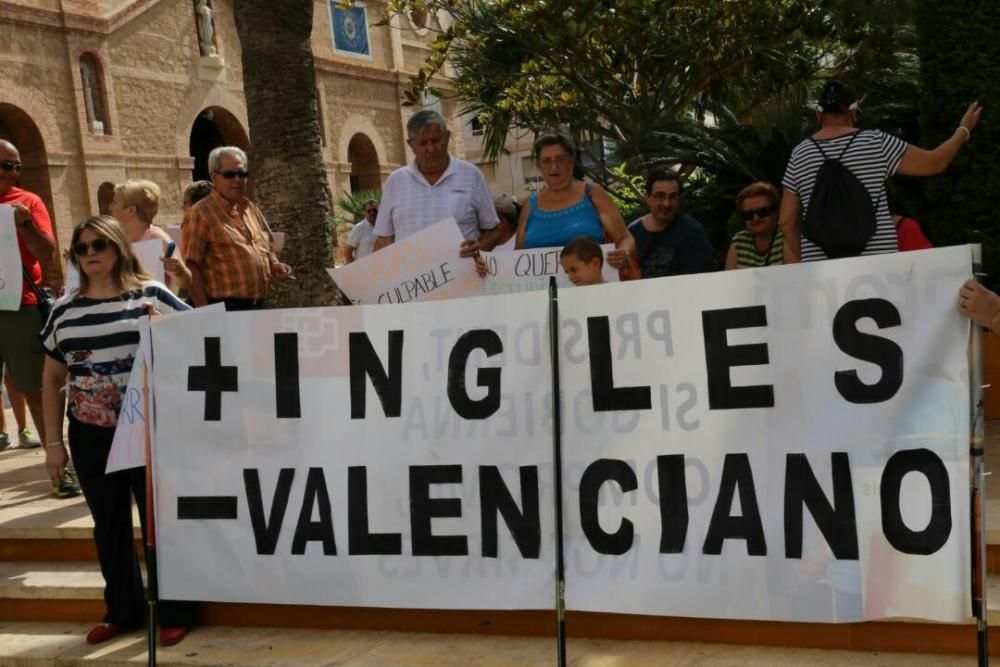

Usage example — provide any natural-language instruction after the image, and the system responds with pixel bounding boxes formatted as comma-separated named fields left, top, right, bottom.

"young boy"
left=559, top=236, right=606, bottom=286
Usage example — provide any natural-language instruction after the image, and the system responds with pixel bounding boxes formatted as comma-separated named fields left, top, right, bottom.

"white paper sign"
left=66, top=238, right=166, bottom=293
left=327, top=218, right=482, bottom=304
left=480, top=244, right=619, bottom=295
left=151, top=247, right=973, bottom=623
left=0, top=205, right=23, bottom=310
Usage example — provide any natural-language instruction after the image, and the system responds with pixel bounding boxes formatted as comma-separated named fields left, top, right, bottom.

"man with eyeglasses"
left=373, top=110, right=499, bottom=257
left=627, top=169, right=713, bottom=279
left=0, top=139, right=56, bottom=451
left=182, top=146, right=292, bottom=310
left=344, top=199, right=379, bottom=264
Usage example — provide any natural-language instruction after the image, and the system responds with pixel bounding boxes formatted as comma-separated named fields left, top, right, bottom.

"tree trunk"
left=234, top=0, right=335, bottom=307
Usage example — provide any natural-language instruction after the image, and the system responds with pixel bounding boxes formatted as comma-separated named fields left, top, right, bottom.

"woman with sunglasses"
left=39, top=216, right=195, bottom=647
left=725, top=182, right=784, bottom=270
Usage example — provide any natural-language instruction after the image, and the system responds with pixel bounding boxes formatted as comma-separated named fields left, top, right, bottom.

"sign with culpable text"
left=152, top=246, right=973, bottom=622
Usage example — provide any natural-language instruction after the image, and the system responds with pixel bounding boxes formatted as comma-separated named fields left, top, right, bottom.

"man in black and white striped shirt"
left=780, top=80, right=982, bottom=263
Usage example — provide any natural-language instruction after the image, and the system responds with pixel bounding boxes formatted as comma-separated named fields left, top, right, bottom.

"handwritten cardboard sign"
left=327, top=218, right=482, bottom=304
left=480, top=243, right=619, bottom=295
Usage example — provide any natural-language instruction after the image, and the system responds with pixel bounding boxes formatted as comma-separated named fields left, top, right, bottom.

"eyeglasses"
left=216, top=170, right=250, bottom=180
left=0, top=161, right=22, bottom=172
left=72, top=238, right=112, bottom=256
left=741, top=206, right=775, bottom=221
left=539, top=156, right=572, bottom=169
left=650, top=192, right=680, bottom=202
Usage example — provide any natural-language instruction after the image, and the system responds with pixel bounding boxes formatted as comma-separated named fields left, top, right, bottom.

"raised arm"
left=589, top=184, right=636, bottom=269
left=898, top=102, right=982, bottom=176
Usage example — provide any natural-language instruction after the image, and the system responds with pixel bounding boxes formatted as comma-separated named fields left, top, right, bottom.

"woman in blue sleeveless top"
left=516, top=131, right=634, bottom=269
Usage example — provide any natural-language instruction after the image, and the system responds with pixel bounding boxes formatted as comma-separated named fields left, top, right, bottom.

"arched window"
left=79, top=54, right=111, bottom=135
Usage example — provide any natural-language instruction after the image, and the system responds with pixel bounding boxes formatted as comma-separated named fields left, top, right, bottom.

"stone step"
left=0, top=621, right=983, bottom=667
left=0, top=561, right=998, bottom=657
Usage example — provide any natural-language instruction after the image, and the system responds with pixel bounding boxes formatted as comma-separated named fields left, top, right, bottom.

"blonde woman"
left=40, top=216, right=195, bottom=646
left=110, top=179, right=191, bottom=288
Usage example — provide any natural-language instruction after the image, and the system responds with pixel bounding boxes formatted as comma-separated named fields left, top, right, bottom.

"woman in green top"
left=725, top=182, right=784, bottom=270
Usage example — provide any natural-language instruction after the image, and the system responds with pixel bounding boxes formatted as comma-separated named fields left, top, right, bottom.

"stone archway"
left=188, top=106, right=251, bottom=182
left=97, top=181, right=115, bottom=215
left=0, top=104, right=52, bottom=210
left=347, top=133, right=380, bottom=193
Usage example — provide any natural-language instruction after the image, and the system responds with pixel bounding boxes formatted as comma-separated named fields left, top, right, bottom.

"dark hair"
left=184, top=180, right=214, bottom=206
left=560, top=235, right=604, bottom=267
left=736, top=181, right=780, bottom=211
left=817, top=80, right=857, bottom=115
left=645, top=168, right=681, bottom=196
left=533, top=130, right=576, bottom=161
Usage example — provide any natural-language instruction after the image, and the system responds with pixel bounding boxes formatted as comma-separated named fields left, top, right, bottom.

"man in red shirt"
left=0, top=139, right=56, bottom=451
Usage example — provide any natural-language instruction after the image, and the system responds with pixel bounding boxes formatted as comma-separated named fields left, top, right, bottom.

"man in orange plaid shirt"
left=182, top=146, right=292, bottom=310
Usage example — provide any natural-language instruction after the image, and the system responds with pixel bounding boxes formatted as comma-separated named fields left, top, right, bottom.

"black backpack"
left=802, top=131, right=877, bottom=259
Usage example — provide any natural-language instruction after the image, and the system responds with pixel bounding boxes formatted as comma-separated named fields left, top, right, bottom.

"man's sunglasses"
left=741, top=206, right=774, bottom=221
left=216, top=170, right=250, bottom=180
left=0, top=160, right=22, bottom=172
left=72, top=238, right=112, bottom=256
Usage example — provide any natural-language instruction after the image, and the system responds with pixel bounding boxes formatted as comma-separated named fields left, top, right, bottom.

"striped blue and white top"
left=41, top=281, right=189, bottom=428
left=782, top=130, right=908, bottom=262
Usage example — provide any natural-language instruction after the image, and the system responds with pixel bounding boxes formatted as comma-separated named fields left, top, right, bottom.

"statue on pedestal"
left=196, top=0, right=218, bottom=58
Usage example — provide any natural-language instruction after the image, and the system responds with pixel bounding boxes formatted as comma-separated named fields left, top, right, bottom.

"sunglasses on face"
left=741, top=206, right=774, bottom=221
left=216, top=170, right=250, bottom=180
left=72, top=238, right=112, bottom=256
left=0, top=160, right=22, bottom=172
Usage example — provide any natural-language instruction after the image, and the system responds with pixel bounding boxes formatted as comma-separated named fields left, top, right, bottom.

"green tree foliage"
left=384, top=0, right=920, bottom=261
left=916, top=0, right=1000, bottom=285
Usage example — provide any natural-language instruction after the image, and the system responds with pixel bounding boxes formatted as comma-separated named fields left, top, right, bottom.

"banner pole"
left=970, top=244, right=989, bottom=667
left=547, top=277, right=567, bottom=667
left=142, top=340, right=158, bottom=667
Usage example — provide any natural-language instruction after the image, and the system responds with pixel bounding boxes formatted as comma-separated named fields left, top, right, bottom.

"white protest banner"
left=0, top=205, right=23, bottom=310
left=67, top=238, right=165, bottom=293
left=560, top=246, right=971, bottom=623
left=326, top=218, right=481, bottom=304
left=151, top=247, right=972, bottom=623
left=152, top=294, right=556, bottom=608
left=107, top=305, right=224, bottom=473
left=480, top=244, right=619, bottom=295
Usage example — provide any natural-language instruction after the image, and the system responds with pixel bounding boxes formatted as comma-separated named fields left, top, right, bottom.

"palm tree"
left=234, top=0, right=334, bottom=307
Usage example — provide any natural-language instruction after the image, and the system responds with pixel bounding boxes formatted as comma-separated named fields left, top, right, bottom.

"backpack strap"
left=836, top=130, right=863, bottom=160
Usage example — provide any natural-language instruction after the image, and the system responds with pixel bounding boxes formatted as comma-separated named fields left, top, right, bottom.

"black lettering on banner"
left=410, top=465, right=468, bottom=556
left=656, top=454, right=689, bottom=553
left=587, top=317, right=652, bottom=412
left=880, top=449, right=952, bottom=555
left=347, top=466, right=403, bottom=555
left=291, top=467, right=337, bottom=555
left=579, top=459, right=637, bottom=555
left=274, top=333, right=301, bottom=419
left=833, top=299, right=903, bottom=404
left=701, top=306, right=774, bottom=410
left=349, top=330, right=403, bottom=418
left=784, top=453, right=859, bottom=560
left=447, top=330, right=503, bottom=419
left=188, top=336, right=239, bottom=421
left=479, top=466, right=541, bottom=558
left=244, top=468, right=295, bottom=555
left=703, top=453, right=766, bottom=556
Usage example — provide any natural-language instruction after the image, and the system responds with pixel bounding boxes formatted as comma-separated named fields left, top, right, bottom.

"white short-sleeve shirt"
left=374, top=157, right=499, bottom=241
left=345, top=220, right=376, bottom=260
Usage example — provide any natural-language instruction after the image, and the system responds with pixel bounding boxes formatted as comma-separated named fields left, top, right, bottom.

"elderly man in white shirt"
left=374, top=110, right=500, bottom=258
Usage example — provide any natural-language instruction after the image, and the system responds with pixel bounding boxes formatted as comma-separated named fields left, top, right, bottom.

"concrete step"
left=0, top=561, right=997, bottom=657
left=0, top=621, right=982, bottom=666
